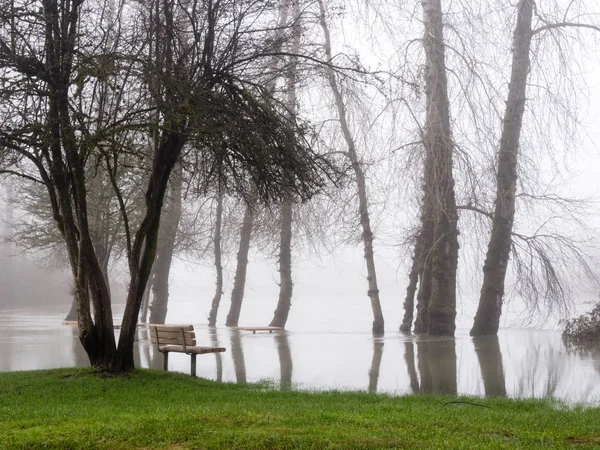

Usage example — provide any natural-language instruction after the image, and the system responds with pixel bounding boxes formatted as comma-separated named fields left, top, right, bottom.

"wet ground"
left=1, top=305, right=599, bottom=405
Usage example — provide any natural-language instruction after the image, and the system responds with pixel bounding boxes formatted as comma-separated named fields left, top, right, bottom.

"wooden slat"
left=150, top=325, right=196, bottom=346
left=230, top=326, right=284, bottom=333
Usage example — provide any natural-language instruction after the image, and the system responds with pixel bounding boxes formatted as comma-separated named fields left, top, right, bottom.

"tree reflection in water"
left=230, top=329, right=247, bottom=383
left=417, top=338, right=457, bottom=395
left=209, top=327, right=223, bottom=382
left=275, top=332, right=293, bottom=391
left=368, top=340, right=384, bottom=393
left=472, top=336, right=506, bottom=397
left=404, top=341, right=420, bottom=393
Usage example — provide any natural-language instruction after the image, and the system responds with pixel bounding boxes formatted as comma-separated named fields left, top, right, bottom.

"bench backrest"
left=150, top=324, right=196, bottom=347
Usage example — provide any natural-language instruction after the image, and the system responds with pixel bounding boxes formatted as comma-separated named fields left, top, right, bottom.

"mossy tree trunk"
left=471, top=0, right=533, bottom=336
left=420, top=0, right=459, bottom=336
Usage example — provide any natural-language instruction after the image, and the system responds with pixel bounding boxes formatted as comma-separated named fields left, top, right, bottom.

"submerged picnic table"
left=230, top=326, right=284, bottom=334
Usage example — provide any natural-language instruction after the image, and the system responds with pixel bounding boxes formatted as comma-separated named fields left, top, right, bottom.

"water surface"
left=1, top=305, right=599, bottom=405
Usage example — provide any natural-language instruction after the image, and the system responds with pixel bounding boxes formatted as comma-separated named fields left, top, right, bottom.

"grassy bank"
left=0, top=368, right=598, bottom=449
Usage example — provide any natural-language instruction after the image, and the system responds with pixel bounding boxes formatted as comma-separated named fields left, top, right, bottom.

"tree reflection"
left=230, top=329, right=247, bottom=383
left=209, top=328, right=223, bottom=382
left=275, top=332, right=293, bottom=391
left=417, top=339, right=457, bottom=395
left=472, top=336, right=506, bottom=397
left=404, top=341, right=420, bottom=393
left=368, top=340, right=384, bottom=393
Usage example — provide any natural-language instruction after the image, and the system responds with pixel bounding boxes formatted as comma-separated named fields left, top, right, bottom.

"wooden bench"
left=230, top=326, right=284, bottom=334
left=150, top=324, right=225, bottom=377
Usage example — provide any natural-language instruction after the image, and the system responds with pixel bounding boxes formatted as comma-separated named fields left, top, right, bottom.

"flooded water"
left=1, top=305, right=599, bottom=405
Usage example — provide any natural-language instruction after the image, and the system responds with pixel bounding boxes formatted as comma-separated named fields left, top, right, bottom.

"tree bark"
left=318, top=0, right=385, bottom=335
left=208, top=191, right=225, bottom=327
left=400, top=246, right=419, bottom=333
left=149, top=167, right=183, bottom=324
left=270, top=201, right=294, bottom=327
left=471, top=0, right=533, bottom=336
left=421, top=0, right=459, bottom=336
left=226, top=199, right=255, bottom=327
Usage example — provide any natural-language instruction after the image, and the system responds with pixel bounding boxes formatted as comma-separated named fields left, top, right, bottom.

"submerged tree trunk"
left=420, top=0, right=459, bottom=336
left=270, top=0, right=300, bottom=328
left=270, top=201, right=294, bottom=327
left=413, top=200, right=434, bottom=333
left=226, top=200, right=255, bottom=327
left=149, top=168, right=183, bottom=324
left=318, top=0, right=385, bottom=335
left=400, top=246, right=419, bottom=332
left=208, top=191, right=225, bottom=327
left=471, top=0, right=533, bottom=336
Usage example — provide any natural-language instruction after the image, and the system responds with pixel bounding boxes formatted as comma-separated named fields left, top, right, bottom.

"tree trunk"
left=270, top=0, right=300, bottom=329
left=318, top=0, right=385, bottom=335
left=139, top=279, right=152, bottom=324
left=421, top=0, right=459, bottom=336
left=400, top=246, right=419, bottom=332
left=270, top=201, right=294, bottom=327
left=226, top=200, right=255, bottom=327
left=413, top=169, right=435, bottom=334
left=208, top=191, right=225, bottom=327
left=149, top=168, right=183, bottom=324
left=471, top=0, right=533, bottom=336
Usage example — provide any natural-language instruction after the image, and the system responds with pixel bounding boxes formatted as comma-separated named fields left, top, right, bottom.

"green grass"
left=0, top=368, right=598, bottom=449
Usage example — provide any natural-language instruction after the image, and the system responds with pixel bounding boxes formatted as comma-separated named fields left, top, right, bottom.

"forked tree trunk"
left=471, top=0, right=533, bottom=336
left=208, top=191, right=225, bottom=327
left=225, top=200, right=255, bottom=327
left=318, top=0, right=384, bottom=335
left=270, top=0, right=300, bottom=328
left=421, top=0, right=459, bottom=336
left=149, top=168, right=183, bottom=324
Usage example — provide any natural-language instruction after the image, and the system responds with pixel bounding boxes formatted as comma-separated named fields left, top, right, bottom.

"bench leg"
left=163, top=352, right=169, bottom=371
left=190, top=354, right=197, bottom=377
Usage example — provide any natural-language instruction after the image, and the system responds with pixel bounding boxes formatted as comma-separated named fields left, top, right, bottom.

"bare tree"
left=270, top=0, right=302, bottom=329
left=0, top=0, right=333, bottom=372
left=410, top=0, right=459, bottom=336
left=317, top=0, right=385, bottom=335
left=208, top=190, right=225, bottom=327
